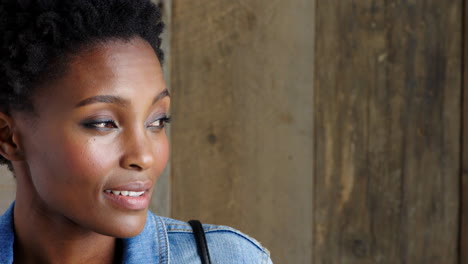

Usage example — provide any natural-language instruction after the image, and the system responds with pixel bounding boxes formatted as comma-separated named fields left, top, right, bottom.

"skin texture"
left=0, top=38, right=170, bottom=263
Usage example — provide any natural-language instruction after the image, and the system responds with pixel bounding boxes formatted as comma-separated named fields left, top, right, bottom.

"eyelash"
left=82, top=116, right=172, bottom=130
left=148, top=116, right=172, bottom=129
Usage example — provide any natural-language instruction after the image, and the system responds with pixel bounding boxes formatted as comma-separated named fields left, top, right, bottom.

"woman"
left=0, top=0, right=272, bottom=263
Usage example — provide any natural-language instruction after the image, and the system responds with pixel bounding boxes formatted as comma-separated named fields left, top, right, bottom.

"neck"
left=14, top=198, right=121, bottom=264
left=12, top=164, right=121, bottom=264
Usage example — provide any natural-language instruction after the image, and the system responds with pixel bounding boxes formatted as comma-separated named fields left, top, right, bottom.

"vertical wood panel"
left=170, top=1, right=314, bottom=263
left=462, top=0, right=468, bottom=261
left=314, top=1, right=461, bottom=263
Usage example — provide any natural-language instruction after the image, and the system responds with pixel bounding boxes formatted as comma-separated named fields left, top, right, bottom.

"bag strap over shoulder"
left=188, top=220, right=212, bottom=264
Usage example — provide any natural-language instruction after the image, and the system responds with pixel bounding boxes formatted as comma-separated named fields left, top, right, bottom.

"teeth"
left=105, top=190, right=145, bottom=197
left=129, top=191, right=145, bottom=197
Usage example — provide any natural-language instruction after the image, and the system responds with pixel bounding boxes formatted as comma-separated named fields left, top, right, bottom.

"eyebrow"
left=75, top=89, right=170, bottom=108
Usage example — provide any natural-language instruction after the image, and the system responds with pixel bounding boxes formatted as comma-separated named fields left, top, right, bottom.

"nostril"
left=129, top=164, right=142, bottom=170
left=120, top=153, right=154, bottom=171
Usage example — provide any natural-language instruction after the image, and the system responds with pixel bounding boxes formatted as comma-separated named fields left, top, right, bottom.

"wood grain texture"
left=462, top=0, right=468, bottom=262
left=170, top=1, right=314, bottom=263
left=314, top=1, right=461, bottom=263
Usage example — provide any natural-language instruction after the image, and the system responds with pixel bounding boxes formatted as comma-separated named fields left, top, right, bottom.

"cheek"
left=29, top=129, right=169, bottom=191
left=34, top=132, right=120, bottom=187
left=159, top=137, right=169, bottom=161
left=65, top=137, right=118, bottom=175
left=23, top=132, right=121, bottom=210
left=153, top=134, right=170, bottom=173
left=63, top=132, right=170, bottom=180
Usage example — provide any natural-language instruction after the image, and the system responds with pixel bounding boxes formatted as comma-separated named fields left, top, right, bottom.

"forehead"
left=33, top=38, right=165, bottom=111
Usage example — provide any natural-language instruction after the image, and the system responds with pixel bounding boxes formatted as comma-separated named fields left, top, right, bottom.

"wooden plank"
left=170, top=1, right=314, bottom=263
left=314, top=1, right=461, bottom=263
left=461, top=0, right=468, bottom=262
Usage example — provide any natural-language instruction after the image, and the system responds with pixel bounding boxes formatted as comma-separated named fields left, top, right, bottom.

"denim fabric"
left=0, top=203, right=272, bottom=263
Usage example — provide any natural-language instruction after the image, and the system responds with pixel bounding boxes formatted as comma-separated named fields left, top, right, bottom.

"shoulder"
left=0, top=203, right=15, bottom=263
left=154, top=214, right=272, bottom=264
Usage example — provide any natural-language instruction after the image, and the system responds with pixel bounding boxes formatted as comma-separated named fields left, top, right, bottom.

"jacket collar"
left=0, top=202, right=14, bottom=263
left=122, top=209, right=169, bottom=263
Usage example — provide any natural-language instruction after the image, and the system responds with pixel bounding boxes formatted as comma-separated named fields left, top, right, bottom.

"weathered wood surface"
left=462, top=0, right=468, bottom=262
left=314, top=1, right=461, bottom=263
left=0, top=167, right=15, bottom=213
left=170, top=1, right=315, bottom=263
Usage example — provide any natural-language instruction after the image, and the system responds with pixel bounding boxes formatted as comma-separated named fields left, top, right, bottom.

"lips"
left=103, top=180, right=152, bottom=210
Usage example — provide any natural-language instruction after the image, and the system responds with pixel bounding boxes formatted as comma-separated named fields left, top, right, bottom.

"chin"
left=95, top=210, right=148, bottom=238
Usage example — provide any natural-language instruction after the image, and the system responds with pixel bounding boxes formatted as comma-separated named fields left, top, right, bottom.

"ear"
left=0, top=112, right=23, bottom=162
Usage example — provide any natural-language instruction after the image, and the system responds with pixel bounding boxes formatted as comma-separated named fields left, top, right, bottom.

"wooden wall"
left=170, top=0, right=464, bottom=263
left=462, top=0, right=468, bottom=262
left=169, top=0, right=315, bottom=263
left=314, top=1, right=461, bottom=263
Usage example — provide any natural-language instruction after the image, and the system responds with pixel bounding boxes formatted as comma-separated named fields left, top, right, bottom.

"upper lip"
left=104, top=180, right=153, bottom=192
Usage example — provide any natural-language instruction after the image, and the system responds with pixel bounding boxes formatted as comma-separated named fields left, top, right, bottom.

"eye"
left=148, top=116, right=171, bottom=129
left=82, top=120, right=118, bottom=130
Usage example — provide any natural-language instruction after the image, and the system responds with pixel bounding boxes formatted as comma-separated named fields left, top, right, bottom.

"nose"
left=119, top=130, right=155, bottom=171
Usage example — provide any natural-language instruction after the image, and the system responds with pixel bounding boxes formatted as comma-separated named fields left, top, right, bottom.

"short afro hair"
left=0, top=0, right=164, bottom=169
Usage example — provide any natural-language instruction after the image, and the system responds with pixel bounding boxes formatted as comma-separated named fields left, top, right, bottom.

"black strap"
left=188, top=220, right=212, bottom=264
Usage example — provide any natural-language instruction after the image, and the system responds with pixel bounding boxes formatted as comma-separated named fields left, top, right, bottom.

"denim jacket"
left=0, top=203, right=272, bottom=263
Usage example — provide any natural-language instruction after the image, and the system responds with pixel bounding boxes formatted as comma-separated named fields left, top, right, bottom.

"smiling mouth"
left=104, top=190, right=145, bottom=197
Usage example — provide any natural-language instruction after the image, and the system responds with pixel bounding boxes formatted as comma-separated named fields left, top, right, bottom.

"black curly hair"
left=0, top=0, right=164, bottom=169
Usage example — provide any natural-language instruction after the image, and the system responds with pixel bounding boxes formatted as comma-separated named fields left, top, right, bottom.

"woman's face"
left=12, top=38, right=169, bottom=237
